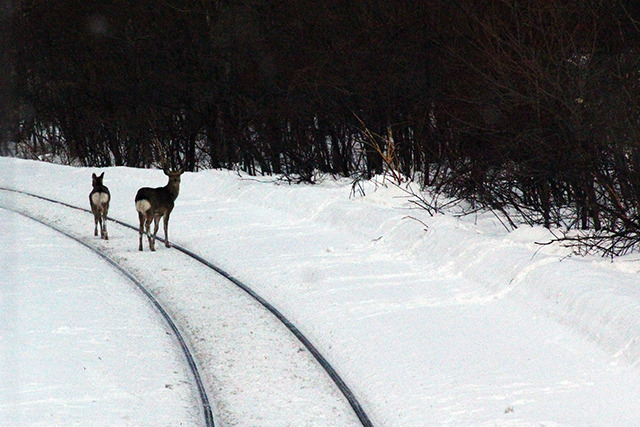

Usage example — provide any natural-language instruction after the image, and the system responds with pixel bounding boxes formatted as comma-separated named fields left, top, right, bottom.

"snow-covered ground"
left=0, top=210, right=201, bottom=425
left=2, top=156, right=640, bottom=426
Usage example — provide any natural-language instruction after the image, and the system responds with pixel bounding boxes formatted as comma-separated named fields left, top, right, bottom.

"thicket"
left=3, top=0, right=640, bottom=254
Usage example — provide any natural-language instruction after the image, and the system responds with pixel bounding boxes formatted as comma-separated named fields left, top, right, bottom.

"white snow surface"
left=0, top=210, right=200, bottom=425
left=2, top=156, right=640, bottom=426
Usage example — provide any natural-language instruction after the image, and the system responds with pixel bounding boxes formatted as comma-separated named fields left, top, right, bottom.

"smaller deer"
left=89, top=172, right=110, bottom=240
left=135, top=168, right=185, bottom=251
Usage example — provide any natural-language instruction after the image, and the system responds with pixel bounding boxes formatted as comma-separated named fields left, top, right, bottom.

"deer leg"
left=163, top=213, right=171, bottom=247
left=98, top=215, right=104, bottom=239
left=138, top=212, right=145, bottom=251
left=94, top=214, right=99, bottom=236
left=146, top=216, right=155, bottom=251
left=102, top=211, right=109, bottom=240
left=152, top=215, right=161, bottom=251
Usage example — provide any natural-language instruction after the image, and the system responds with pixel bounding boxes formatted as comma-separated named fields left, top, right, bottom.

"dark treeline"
left=4, top=0, right=640, bottom=253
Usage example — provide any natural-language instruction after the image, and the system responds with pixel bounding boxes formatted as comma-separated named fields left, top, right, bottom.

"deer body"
left=89, top=172, right=110, bottom=240
left=135, top=168, right=184, bottom=251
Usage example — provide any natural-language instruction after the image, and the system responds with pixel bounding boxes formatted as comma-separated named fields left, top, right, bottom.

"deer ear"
left=92, top=173, right=97, bottom=179
left=99, top=172, right=105, bottom=179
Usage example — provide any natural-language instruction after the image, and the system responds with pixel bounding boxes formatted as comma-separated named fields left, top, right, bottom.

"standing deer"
left=89, top=172, right=110, bottom=240
left=135, top=168, right=185, bottom=251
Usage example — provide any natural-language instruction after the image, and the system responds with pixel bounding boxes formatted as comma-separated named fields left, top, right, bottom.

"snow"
left=0, top=210, right=200, bottom=425
left=2, top=156, right=640, bottom=425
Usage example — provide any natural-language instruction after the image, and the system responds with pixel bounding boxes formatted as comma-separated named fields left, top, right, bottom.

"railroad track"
left=1, top=204, right=215, bottom=427
left=0, top=186, right=374, bottom=427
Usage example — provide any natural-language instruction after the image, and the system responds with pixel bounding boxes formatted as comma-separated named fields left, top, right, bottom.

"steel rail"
left=0, top=186, right=374, bottom=427
left=0, top=203, right=215, bottom=427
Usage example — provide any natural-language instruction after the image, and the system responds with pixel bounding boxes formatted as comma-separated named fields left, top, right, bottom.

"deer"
left=135, top=167, right=185, bottom=251
left=89, top=172, right=110, bottom=240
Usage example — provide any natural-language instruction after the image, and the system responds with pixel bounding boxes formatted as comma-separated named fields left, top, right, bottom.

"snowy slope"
left=2, top=156, right=640, bottom=425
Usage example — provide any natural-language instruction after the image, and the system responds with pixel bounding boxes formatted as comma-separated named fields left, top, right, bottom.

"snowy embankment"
left=189, top=166, right=640, bottom=367
left=3, top=156, right=640, bottom=425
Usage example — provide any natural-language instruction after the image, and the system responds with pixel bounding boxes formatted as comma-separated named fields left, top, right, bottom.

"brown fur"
left=89, top=172, right=110, bottom=240
left=135, top=168, right=184, bottom=251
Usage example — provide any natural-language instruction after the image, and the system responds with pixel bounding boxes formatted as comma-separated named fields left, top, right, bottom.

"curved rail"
left=0, top=186, right=374, bottom=427
left=0, top=203, right=215, bottom=427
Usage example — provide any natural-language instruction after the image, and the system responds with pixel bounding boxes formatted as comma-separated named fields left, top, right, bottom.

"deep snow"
left=2, top=156, right=640, bottom=425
